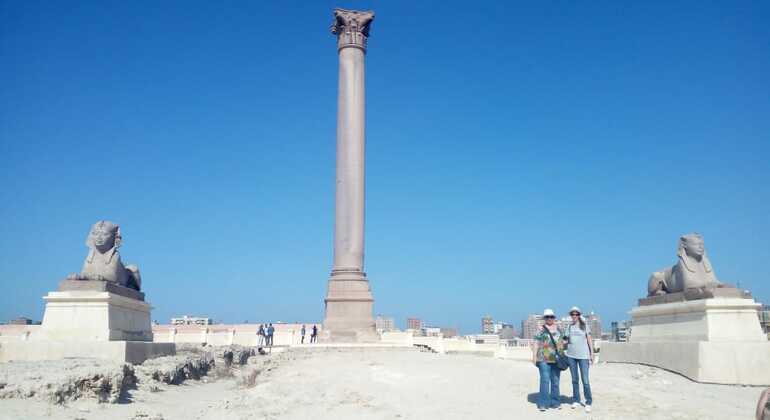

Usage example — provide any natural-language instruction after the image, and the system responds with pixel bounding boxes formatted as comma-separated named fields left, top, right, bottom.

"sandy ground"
left=0, top=347, right=762, bottom=420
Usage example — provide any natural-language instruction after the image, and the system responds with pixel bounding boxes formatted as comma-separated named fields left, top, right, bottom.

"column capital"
left=331, top=8, right=374, bottom=52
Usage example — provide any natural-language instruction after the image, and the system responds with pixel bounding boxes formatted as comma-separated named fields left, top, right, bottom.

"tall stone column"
left=323, top=8, right=376, bottom=341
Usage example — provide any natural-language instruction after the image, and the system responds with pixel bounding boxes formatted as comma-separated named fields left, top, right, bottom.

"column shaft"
left=333, top=47, right=366, bottom=273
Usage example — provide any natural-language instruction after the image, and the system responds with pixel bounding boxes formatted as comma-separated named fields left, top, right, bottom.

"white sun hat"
left=543, top=308, right=555, bottom=317
left=569, top=306, right=582, bottom=314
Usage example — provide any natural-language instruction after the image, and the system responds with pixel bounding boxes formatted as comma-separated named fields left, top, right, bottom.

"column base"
left=323, top=269, right=376, bottom=342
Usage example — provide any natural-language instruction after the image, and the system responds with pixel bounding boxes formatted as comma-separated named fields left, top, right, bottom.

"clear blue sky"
left=1, top=1, right=768, bottom=334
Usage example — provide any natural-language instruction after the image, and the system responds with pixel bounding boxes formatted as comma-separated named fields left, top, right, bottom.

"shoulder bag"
left=544, top=326, right=569, bottom=371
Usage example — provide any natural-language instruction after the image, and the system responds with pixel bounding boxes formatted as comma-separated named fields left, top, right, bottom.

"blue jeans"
left=567, top=357, right=592, bottom=405
left=537, top=362, right=561, bottom=408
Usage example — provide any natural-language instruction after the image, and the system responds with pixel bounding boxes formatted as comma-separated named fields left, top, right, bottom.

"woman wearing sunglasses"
left=531, top=308, right=565, bottom=411
left=565, top=306, right=594, bottom=413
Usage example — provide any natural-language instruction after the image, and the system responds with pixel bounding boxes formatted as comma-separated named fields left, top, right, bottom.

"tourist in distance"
left=565, top=306, right=594, bottom=413
left=311, top=324, right=318, bottom=343
left=267, top=323, right=275, bottom=346
left=257, top=324, right=265, bottom=347
left=301, top=324, right=306, bottom=344
left=531, top=308, right=566, bottom=411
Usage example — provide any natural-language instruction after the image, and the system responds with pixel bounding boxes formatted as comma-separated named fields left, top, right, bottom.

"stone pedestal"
left=324, top=269, right=376, bottom=341
left=602, top=295, right=770, bottom=385
left=0, top=281, right=174, bottom=364
left=41, top=289, right=153, bottom=342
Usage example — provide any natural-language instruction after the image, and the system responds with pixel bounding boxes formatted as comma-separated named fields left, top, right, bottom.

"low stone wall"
left=0, top=325, right=42, bottom=342
left=410, top=336, right=533, bottom=361
left=151, top=323, right=321, bottom=347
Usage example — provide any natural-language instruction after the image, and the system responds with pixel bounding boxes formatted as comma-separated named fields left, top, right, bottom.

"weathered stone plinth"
left=58, top=278, right=145, bottom=301
left=323, top=270, right=376, bottom=342
left=602, top=295, right=770, bottom=385
left=42, top=287, right=153, bottom=342
left=639, top=286, right=750, bottom=306
left=0, top=281, right=174, bottom=364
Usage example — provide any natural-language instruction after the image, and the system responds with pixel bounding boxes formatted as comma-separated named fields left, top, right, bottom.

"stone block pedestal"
left=602, top=296, right=770, bottom=385
left=323, top=273, right=377, bottom=342
left=0, top=282, right=174, bottom=364
left=42, top=289, right=153, bottom=342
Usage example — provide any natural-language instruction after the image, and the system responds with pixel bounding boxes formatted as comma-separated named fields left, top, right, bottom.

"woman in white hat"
left=565, top=306, right=594, bottom=413
left=531, top=308, right=566, bottom=411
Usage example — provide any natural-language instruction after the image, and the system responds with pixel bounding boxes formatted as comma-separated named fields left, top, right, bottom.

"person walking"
left=257, top=324, right=265, bottom=347
left=310, top=324, right=318, bottom=343
left=267, top=323, right=275, bottom=347
left=565, top=306, right=594, bottom=413
left=301, top=324, right=306, bottom=344
left=532, top=308, right=566, bottom=411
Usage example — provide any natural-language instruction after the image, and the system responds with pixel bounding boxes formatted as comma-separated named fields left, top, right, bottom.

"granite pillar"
left=323, top=8, right=376, bottom=341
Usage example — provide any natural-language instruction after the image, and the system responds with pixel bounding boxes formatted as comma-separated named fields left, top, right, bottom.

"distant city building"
left=440, top=327, right=458, bottom=338
left=375, top=315, right=395, bottom=333
left=407, top=318, right=423, bottom=331
left=521, top=314, right=544, bottom=339
left=171, top=315, right=212, bottom=326
left=422, top=326, right=442, bottom=337
left=481, top=315, right=494, bottom=334
left=585, top=312, right=603, bottom=338
left=498, top=324, right=517, bottom=340
left=470, top=334, right=500, bottom=344
left=8, top=316, right=35, bottom=325
left=611, top=320, right=631, bottom=342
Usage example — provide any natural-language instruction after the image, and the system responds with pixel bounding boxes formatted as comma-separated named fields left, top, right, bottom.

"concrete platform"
left=0, top=340, right=175, bottom=365
left=602, top=341, right=770, bottom=385
left=602, top=296, right=770, bottom=385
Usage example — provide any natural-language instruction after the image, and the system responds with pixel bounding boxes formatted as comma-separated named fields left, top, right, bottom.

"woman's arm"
left=757, top=387, right=770, bottom=420
left=587, top=334, right=595, bottom=364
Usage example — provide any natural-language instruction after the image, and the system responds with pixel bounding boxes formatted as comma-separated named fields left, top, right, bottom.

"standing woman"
left=565, top=306, right=594, bottom=413
left=531, top=308, right=566, bottom=411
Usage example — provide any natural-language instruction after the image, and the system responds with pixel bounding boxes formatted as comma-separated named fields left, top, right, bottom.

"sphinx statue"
left=647, top=233, right=721, bottom=296
left=67, top=221, right=142, bottom=291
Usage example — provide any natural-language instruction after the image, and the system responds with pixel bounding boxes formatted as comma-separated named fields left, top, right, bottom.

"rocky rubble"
left=0, top=359, right=135, bottom=404
left=0, top=345, right=263, bottom=405
left=136, top=353, right=215, bottom=385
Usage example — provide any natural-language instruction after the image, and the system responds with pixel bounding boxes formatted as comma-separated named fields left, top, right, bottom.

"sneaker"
left=538, top=406, right=547, bottom=412
left=572, top=402, right=581, bottom=409
left=585, top=405, right=592, bottom=413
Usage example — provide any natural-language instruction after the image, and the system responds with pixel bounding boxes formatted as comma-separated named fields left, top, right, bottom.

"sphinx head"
left=679, top=233, right=705, bottom=260
left=86, top=221, right=121, bottom=254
